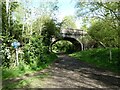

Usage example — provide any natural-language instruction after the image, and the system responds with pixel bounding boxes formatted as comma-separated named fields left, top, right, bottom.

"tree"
left=88, top=19, right=118, bottom=48
left=75, top=1, right=119, bottom=48
left=2, top=2, right=22, bottom=45
left=75, top=1, right=120, bottom=61
left=61, top=16, right=77, bottom=29
left=1, top=1, right=24, bottom=67
left=41, top=16, right=60, bottom=49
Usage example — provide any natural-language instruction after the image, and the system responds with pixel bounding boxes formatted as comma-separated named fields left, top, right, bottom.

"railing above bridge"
left=60, top=28, right=88, bottom=36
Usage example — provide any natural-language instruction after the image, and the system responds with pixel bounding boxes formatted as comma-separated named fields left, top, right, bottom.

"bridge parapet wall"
left=60, top=28, right=87, bottom=36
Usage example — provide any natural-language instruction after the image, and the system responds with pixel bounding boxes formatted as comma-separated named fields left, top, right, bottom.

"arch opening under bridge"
left=50, top=37, right=83, bottom=53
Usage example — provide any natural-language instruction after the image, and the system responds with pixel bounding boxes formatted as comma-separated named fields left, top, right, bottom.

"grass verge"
left=2, top=53, right=57, bottom=79
left=69, top=48, right=120, bottom=73
left=2, top=53, right=57, bottom=89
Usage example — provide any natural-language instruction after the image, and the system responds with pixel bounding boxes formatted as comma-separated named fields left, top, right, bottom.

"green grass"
left=2, top=79, right=29, bottom=89
left=69, top=48, right=120, bottom=73
left=2, top=53, right=57, bottom=80
left=2, top=53, right=58, bottom=89
left=2, top=72, right=50, bottom=89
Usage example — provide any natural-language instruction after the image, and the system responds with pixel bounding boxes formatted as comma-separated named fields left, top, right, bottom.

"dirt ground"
left=3, top=54, right=120, bottom=89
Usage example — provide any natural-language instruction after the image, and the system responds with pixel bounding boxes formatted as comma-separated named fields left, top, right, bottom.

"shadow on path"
left=3, top=54, right=120, bottom=89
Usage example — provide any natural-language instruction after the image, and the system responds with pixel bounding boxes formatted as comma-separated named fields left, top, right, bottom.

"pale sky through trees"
left=18, top=0, right=82, bottom=29
left=57, top=0, right=82, bottom=29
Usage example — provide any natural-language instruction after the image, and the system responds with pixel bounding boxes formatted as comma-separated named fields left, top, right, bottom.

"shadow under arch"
left=50, top=37, right=83, bottom=53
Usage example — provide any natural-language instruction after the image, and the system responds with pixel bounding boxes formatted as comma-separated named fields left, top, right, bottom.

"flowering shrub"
left=1, top=44, right=12, bottom=67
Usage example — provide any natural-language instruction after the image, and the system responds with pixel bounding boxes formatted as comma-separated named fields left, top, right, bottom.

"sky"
left=14, top=0, right=119, bottom=29
left=17, top=0, right=81, bottom=28
left=56, top=0, right=81, bottom=28
left=57, top=0, right=75, bottom=21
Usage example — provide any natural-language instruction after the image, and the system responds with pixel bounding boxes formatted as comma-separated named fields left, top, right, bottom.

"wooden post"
left=15, top=48, right=19, bottom=66
left=11, top=42, right=20, bottom=66
left=109, top=48, right=112, bottom=61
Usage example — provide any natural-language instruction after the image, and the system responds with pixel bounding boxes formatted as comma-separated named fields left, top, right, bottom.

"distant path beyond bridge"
left=3, top=54, right=120, bottom=89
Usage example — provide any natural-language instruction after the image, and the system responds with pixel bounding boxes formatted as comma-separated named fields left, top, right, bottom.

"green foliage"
left=3, top=52, right=57, bottom=79
left=41, top=17, right=59, bottom=47
left=70, top=48, right=120, bottom=73
left=3, top=54, right=57, bottom=79
left=75, top=2, right=119, bottom=48
left=2, top=1, right=58, bottom=81
left=52, top=40, right=75, bottom=54
left=1, top=2, right=24, bottom=67
left=88, top=20, right=118, bottom=47
left=2, top=2, right=20, bottom=37
left=23, top=35, right=55, bottom=70
left=2, top=64, right=30, bottom=80
left=61, top=16, right=77, bottom=29
left=1, top=46, right=12, bottom=67
left=32, top=15, right=60, bottom=48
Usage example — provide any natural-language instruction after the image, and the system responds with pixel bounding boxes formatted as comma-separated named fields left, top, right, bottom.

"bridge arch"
left=50, top=37, right=83, bottom=52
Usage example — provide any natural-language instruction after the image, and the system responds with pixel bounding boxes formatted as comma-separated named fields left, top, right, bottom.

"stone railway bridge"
left=51, top=28, right=88, bottom=51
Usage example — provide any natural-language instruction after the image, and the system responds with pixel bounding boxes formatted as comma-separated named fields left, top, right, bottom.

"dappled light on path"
left=3, top=55, right=120, bottom=89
